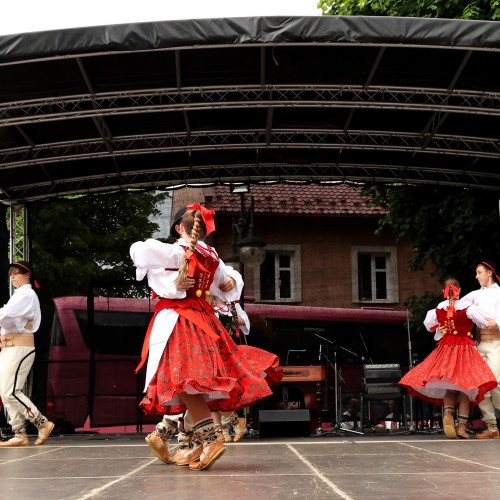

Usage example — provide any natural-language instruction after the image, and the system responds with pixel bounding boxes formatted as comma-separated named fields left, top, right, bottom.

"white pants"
left=477, top=340, right=500, bottom=424
left=0, top=346, right=41, bottom=433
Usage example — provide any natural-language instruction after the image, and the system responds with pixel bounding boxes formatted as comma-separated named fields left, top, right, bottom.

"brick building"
left=172, top=184, right=438, bottom=423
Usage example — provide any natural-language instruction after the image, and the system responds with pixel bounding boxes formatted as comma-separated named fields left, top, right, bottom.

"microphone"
left=318, top=343, right=322, bottom=361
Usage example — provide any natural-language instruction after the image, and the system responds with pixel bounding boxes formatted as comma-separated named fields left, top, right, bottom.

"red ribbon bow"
left=186, top=203, right=216, bottom=235
left=443, top=284, right=460, bottom=318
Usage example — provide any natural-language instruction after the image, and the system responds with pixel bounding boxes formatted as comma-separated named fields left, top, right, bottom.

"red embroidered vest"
left=181, top=243, right=220, bottom=298
left=436, top=307, right=474, bottom=345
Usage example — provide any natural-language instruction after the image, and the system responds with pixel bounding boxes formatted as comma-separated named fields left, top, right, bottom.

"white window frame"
left=351, top=246, right=399, bottom=304
left=253, top=244, right=301, bottom=303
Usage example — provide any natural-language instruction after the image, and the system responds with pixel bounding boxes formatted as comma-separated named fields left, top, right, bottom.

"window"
left=351, top=246, right=398, bottom=303
left=254, top=245, right=301, bottom=302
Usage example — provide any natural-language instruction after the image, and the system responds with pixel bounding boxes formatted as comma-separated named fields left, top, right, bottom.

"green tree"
left=319, top=0, right=500, bottom=20
left=364, top=184, right=500, bottom=332
left=318, top=1, right=500, bottom=335
left=30, top=190, right=167, bottom=301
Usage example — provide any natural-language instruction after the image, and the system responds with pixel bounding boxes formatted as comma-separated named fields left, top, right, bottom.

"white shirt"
left=130, top=238, right=243, bottom=388
left=424, top=297, right=494, bottom=340
left=461, top=283, right=500, bottom=327
left=0, top=284, right=41, bottom=334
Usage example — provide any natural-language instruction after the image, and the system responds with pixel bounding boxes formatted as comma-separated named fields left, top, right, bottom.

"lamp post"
left=223, top=184, right=266, bottom=310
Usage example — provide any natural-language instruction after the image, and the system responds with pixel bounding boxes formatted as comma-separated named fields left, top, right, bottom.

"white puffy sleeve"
left=423, top=308, right=438, bottom=332
left=235, top=303, right=250, bottom=335
left=214, top=264, right=244, bottom=303
left=130, top=239, right=183, bottom=280
left=467, top=305, right=491, bottom=329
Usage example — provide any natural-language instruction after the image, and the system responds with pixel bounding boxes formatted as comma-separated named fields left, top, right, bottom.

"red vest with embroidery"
left=181, top=243, right=220, bottom=298
left=436, top=307, right=475, bottom=346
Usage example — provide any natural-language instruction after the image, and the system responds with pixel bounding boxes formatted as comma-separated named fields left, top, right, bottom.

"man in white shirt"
left=462, top=261, right=500, bottom=438
left=0, top=261, right=54, bottom=446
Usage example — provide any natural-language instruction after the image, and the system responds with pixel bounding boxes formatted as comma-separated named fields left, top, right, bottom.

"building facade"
left=172, top=184, right=438, bottom=425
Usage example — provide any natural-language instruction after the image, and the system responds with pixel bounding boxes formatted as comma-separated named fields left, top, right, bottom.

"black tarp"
left=2, top=16, right=500, bottom=204
left=2, top=16, right=500, bottom=62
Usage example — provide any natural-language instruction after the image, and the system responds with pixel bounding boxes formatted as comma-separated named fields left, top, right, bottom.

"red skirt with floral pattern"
left=140, top=306, right=283, bottom=415
left=399, top=336, right=497, bottom=406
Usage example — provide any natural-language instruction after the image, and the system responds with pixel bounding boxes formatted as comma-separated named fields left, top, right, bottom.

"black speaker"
left=258, top=409, right=311, bottom=438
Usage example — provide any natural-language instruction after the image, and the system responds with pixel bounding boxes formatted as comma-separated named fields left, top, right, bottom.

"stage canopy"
left=2, top=15, right=500, bottom=204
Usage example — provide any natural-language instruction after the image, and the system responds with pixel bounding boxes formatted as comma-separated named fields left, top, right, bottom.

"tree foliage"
left=30, top=190, right=167, bottom=302
left=319, top=0, right=500, bottom=20
left=366, top=185, right=500, bottom=287
left=364, top=184, right=500, bottom=333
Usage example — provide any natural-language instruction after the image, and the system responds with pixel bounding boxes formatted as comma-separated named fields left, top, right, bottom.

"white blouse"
left=461, top=283, right=500, bottom=327
left=0, top=284, right=41, bottom=334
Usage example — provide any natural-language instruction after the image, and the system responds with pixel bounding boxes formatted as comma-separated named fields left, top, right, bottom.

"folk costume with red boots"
left=399, top=285, right=497, bottom=406
left=130, top=207, right=282, bottom=417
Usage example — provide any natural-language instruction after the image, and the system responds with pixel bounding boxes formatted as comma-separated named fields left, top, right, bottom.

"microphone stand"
left=315, top=334, right=364, bottom=436
left=404, top=308, right=440, bottom=435
left=406, top=309, right=416, bottom=434
left=358, top=329, right=373, bottom=364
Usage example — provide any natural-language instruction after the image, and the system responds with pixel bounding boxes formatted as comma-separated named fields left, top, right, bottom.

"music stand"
left=315, top=334, right=364, bottom=436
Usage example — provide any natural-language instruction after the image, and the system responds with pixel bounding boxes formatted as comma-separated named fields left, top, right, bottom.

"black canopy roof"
left=2, top=15, right=500, bottom=204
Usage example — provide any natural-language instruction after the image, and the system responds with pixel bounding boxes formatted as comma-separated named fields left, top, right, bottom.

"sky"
left=1, top=0, right=322, bottom=36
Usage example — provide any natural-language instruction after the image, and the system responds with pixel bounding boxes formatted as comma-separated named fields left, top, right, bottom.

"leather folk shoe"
left=0, top=433, right=29, bottom=447
left=475, top=427, right=500, bottom=439
left=145, top=432, right=176, bottom=464
left=189, top=439, right=225, bottom=471
left=232, top=417, right=246, bottom=443
left=35, top=421, right=55, bottom=446
left=221, top=425, right=232, bottom=443
left=175, top=444, right=203, bottom=466
left=442, top=413, right=456, bottom=439
left=455, top=426, right=470, bottom=439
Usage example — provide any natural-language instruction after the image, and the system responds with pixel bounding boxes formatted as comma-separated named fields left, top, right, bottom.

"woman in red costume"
left=130, top=204, right=282, bottom=470
left=399, top=278, right=497, bottom=439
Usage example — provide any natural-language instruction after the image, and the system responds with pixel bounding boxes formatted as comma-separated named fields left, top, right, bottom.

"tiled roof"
left=210, top=184, right=385, bottom=216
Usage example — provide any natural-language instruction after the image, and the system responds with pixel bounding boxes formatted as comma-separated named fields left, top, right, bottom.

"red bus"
left=48, top=296, right=158, bottom=430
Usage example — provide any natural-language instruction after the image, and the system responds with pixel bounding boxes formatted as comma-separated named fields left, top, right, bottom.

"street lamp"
left=227, top=184, right=266, bottom=269
left=224, top=184, right=266, bottom=309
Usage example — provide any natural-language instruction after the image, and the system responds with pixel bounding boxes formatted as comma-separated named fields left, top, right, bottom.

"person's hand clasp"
left=177, top=277, right=195, bottom=291
left=219, top=277, right=236, bottom=293
left=483, top=318, right=499, bottom=331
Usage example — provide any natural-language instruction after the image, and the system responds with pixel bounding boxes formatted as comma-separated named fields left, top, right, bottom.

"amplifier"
left=258, top=409, right=311, bottom=438
left=363, top=363, right=402, bottom=395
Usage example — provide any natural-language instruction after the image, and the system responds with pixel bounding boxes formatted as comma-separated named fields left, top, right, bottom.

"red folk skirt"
left=140, top=301, right=283, bottom=415
left=399, top=335, right=497, bottom=406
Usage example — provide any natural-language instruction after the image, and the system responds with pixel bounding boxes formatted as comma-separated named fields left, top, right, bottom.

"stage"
left=0, top=432, right=498, bottom=499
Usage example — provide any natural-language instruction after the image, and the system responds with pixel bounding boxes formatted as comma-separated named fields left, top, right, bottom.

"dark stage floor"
left=1, top=431, right=499, bottom=500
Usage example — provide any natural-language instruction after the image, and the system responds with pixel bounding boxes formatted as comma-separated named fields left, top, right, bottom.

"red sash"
left=135, top=297, right=219, bottom=373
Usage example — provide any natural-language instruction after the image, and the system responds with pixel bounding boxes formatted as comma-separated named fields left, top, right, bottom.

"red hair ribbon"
left=186, top=203, right=216, bottom=235
left=443, top=284, right=460, bottom=318
left=183, top=249, right=210, bottom=278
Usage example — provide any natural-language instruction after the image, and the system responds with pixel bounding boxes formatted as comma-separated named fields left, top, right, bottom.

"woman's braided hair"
left=175, top=208, right=206, bottom=286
